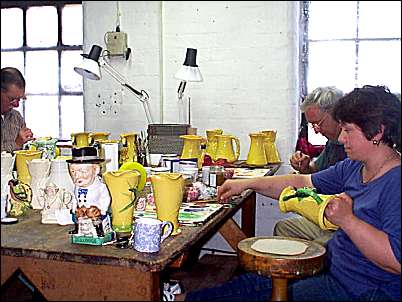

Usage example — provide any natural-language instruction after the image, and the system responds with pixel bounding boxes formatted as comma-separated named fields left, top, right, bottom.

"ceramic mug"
left=133, top=217, right=173, bottom=253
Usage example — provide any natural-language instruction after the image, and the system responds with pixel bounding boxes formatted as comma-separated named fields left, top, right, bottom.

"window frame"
left=1, top=0, right=83, bottom=138
left=300, top=0, right=401, bottom=144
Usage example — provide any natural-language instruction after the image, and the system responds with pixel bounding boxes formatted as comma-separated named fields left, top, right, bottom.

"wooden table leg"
left=241, top=192, right=256, bottom=237
left=271, top=277, right=288, bottom=301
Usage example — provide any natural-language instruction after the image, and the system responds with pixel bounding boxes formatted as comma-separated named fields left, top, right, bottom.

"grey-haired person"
left=275, top=86, right=348, bottom=246
left=1, top=67, right=34, bottom=152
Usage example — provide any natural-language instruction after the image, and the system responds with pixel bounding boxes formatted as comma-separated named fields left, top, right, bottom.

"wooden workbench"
left=1, top=164, right=281, bottom=301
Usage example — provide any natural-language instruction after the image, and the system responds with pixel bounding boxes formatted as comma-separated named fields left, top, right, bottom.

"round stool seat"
left=238, top=236, right=326, bottom=301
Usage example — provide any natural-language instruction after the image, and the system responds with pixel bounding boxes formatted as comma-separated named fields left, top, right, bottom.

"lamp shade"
left=174, top=48, right=203, bottom=82
left=74, top=45, right=103, bottom=80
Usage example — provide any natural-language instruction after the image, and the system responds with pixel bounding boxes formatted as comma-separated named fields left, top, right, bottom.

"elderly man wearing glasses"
left=274, top=86, right=347, bottom=246
left=1, top=67, right=34, bottom=152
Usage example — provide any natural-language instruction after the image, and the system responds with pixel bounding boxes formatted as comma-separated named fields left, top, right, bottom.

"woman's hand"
left=217, top=179, right=249, bottom=202
left=324, top=192, right=354, bottom=227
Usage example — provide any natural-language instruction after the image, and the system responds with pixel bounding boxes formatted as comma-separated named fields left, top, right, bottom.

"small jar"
left=209, top=166, right=225, bottom=187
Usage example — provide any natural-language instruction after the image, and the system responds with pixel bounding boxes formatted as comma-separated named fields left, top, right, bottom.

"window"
left=1, top=1, right=84, bottom=139
left=301, top=1, right=401, bottom=145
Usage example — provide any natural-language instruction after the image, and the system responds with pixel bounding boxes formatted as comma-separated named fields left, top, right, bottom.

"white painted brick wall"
left=83, top=1, right=301, bottom=250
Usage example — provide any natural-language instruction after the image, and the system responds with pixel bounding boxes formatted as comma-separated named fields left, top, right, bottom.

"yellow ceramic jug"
left=150, top=173, right=184, bottom=235
left=278, top=186, right=338, bottom=230
left=205, top=129, right=223, bottom=161
left=215, top=134, right=240, bottom=163
left=14, top=150, right=43, bottom=184
left=246, top=133, right=268, bottom=167
left=180, top=135, right=205, bottom=168
left=119, top=132, right=138, bottom=165
left=261, top=130, right=281, bottom=164
left=71, top=132, right=91, bottom=148
left=103, top=169, right=145, bottom=234
left=89, top=132, right=110, bottom=145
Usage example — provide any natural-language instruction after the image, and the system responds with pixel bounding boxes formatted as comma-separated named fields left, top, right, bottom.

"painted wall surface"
left=83, top=1, right=301, bottom=248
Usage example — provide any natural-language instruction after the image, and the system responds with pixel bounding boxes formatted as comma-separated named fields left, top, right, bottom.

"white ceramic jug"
left=1, top=152, right=15, bottom=195
left=27, top=159, right=51, bottom=209
left=48, top=158, right=75, bottom=196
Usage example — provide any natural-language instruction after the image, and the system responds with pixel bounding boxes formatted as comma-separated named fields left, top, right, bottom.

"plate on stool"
left=251, top=238, right=308, bottom=256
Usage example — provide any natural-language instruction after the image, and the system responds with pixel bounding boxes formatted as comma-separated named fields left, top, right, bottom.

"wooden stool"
left=238, top=236, right=326, bottom=301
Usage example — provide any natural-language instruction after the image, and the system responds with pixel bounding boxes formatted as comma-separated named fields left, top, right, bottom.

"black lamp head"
left=183, top=48, right=198, bottom=67
left=81, top=45, right=103, bottom=62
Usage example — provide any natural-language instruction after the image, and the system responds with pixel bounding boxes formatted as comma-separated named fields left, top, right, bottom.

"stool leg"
left=271, top=277, right=288, bottom=301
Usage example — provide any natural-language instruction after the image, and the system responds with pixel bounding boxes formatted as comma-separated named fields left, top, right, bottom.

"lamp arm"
left=99, top=56, right=154, bottom=124
left=177, top=80, right=187, bottom=100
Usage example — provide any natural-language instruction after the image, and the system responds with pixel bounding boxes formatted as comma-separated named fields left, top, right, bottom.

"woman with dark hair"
left=173, top=85, right=401, bottom=301
left=1, top=67, right=34, bottom=152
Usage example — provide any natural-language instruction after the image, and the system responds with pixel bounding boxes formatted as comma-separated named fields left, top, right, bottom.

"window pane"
left=0, top=51, right=24, bottom=72
left=62, top=4, right=83, bottom=45
left=358, top=41, right=401, bottom=92
left=61, top=50, right=83, bottom=92
left=25, top=50, right=58, bottom=94
left=60, top=96, right=84, bottom=139
left=359, top=1, right=401, bottom=38
left=26, top=6, right=58, bottom=47
left=24, top=95, right=59, bottom=138
left=308, top=41, right=356, bottom=93
left=309, top=1, right=357, bottom=40
left=1, top=8, right=23, bottom=48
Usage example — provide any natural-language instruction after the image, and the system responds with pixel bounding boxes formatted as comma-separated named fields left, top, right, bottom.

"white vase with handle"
left=27, top=158, right=51, bottom=209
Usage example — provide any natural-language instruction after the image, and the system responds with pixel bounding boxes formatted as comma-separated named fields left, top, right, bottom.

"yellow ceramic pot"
left=150, top=173, right=184, bottom=235
left=205, top=129, right=223, bottom=161
left=71, top=132, right=91, bottom=148
left=180, top=135, right=205, bottom=168
left=119, top=132, right=138, bottom=165
left=89, top=132, right=110, bottom=145
left=14, top=150, right=43, bottom=184
left=278, top=186, right=338, bottom=230
left=261, top=130, right=281, bottom=164
left=246, top=133, right=267, bottom=167
left=215, top=134, right=240, bottom=163
left=103, top=170, right=143, bottom=234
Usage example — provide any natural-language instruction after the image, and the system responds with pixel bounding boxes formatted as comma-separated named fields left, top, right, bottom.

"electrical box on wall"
left=105, top=31, right=129, bottom=57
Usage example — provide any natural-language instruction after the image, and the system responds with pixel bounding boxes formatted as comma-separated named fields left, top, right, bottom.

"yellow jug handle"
left=232, top=136, right=241, bottom=161
left=119, top=162, right=147, bottom=192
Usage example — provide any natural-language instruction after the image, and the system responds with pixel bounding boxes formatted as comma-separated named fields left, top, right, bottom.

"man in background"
left=274, top=86, right=347, bottom=245
left=1, top=67, right=33, bottom=152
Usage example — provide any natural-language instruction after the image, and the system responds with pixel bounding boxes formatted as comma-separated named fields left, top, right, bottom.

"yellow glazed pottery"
left=119, top=132, right=138, bottom=165
left=150, top=173, right=184, bottom=235
left=261, top=130, right=281, bottom=164
left=278, top=186, right=338, bottom=230
left=246, top=133, right=268, bottom=167
left=89, top=132, right=110, bottom=145
left=71, top=132, right=91, bottom=148
left=215, top=134, right=240, bottom=163
left=103, top=169, right=144, bottom=234
left=180, top=135, right=205, bottom=168
left=205, top=129, right=223, bottom=161
left=14, top=150, right=43, bottom=184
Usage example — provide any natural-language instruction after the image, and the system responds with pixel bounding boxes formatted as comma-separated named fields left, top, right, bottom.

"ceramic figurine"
left=38, top=181, right=73, bottom=224
left=7, top=178, right=32, bottom=217
left=67, top=147, right=112, bottom=242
